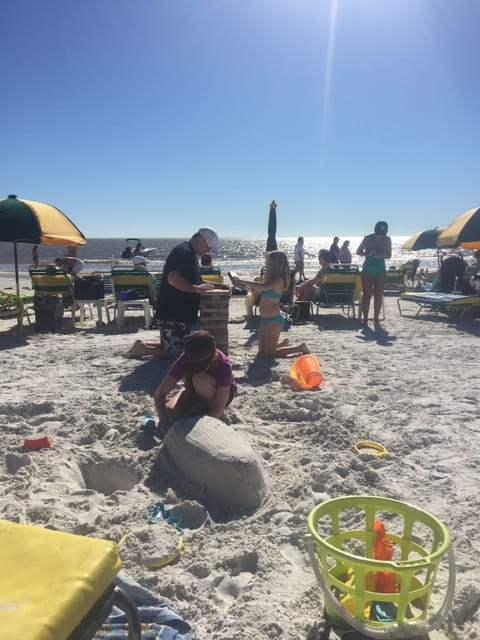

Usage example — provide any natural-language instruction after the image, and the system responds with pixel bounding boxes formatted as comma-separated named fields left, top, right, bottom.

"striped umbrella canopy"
left=438, top=206, right=480, bottom=249
left=0, top=194, right=86, bottom=296
left=402, top=227, right=445, bottom=251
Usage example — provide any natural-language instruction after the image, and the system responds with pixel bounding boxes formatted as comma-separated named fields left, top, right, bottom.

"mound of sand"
left=1, top=288, right=479, bottom=639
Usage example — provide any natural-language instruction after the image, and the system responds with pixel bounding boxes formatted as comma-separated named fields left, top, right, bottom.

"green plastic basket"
left=306, top=496, right=455, bottom=639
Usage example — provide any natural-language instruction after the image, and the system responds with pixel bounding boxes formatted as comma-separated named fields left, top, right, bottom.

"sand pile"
left=1, top=289, right=479, bottom=639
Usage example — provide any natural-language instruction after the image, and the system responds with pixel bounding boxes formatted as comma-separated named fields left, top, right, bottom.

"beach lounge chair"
left=200, top=266, right=222, bottom=279
left=29, top=265, right=76, bottom=325
left=30, top=267, right=108, bottom=327
left=313, top=265, right=361, bottom=318
left=110, top=267, right=156, bottom=329
left=0, top=519, right=140, bottom=640
left=0, top=291, right=34, bottom=333
left=397, top=291, right=480, bottom=320
left=384, top=268, right=407, bottom=293
left=202, top=272, right=224, bottom=284
left=72, top=275, right=111, bottom=326
left=399, top=259, right=420, bottom=286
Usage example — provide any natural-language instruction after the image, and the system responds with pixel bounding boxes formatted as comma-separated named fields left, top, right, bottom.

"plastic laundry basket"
left=306, top=496, right=455, bottom=639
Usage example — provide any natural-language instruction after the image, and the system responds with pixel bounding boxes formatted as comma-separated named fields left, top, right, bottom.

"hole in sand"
left=169, top=501, right=209, bottom=530
left=81, top=460, right=140, bottom=495
left=5, top=453, right=31, bottom=475
left=225, top=551, right=259, bottom=575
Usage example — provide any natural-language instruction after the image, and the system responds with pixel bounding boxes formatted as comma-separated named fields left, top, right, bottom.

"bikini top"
left=262, top=288, right=282, bottom=299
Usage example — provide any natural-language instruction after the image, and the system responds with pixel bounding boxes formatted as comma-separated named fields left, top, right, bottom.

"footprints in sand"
left=213, top=552, right=259, bottom=604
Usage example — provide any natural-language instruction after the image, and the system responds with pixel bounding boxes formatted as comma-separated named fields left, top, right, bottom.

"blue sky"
left=2, top=0, right=479, bottom=238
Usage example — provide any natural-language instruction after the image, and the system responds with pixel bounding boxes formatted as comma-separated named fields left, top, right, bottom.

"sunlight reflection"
left=320, top=0, right=338, bottom=156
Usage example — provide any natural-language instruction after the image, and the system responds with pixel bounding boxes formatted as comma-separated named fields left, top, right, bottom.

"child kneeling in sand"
left=153, top=331, right=237, bottom=437
left=233, top=250, right=310, bottom=358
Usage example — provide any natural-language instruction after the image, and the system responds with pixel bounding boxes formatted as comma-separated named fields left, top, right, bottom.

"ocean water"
left=0, top=236, right=446, bottom=280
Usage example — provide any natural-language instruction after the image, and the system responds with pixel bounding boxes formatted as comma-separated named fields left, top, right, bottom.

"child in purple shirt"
left=154, top=331, right=237, bottom=437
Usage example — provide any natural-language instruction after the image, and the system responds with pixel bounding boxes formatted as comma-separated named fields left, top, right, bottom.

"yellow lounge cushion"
left=0, top=520, right=121, bottom=640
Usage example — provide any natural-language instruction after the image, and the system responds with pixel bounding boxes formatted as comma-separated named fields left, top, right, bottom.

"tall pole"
left=14, top=241, right=20, bottom=298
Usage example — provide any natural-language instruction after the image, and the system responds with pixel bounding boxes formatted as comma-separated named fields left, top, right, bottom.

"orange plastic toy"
left=374, top=520, right=398, bottom=593
left=290, top=354, right=323, bottom=389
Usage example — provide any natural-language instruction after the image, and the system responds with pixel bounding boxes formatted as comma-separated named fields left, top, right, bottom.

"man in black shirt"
left=127, top=228, right=228, bottom=359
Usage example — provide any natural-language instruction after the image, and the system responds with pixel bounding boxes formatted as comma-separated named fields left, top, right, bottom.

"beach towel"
left=94, top=604, right=193, bottom=639
left=92, top=571, right=193, bottom=640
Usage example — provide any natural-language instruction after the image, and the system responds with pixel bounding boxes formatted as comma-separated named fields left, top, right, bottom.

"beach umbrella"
left=437, top=206, right=480, bottom=249
left=402, top=227, right=445, bottom=251
left=0, top=194, right=86, bottom=296
left=460, top=240, right=480, bottom=250
left=266, top=200, right=278, bottom=252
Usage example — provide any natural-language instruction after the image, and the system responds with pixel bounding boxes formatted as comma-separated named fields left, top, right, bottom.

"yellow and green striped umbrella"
left=0, top=194, right=86, bottom=296
left=0, top=194, right=85, bottom=245
left=438, top=206, right=480, bottom=249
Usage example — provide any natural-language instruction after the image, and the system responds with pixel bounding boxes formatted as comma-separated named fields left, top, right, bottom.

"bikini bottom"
left=260, top=314, right=285, bottom=327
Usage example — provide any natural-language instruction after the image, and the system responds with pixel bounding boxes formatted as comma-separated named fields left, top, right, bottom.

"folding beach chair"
left=71, top=275, right=110, bottom=326
left=0, top=519, right=140, bottom=640
left=384, top=268, right=407, bottom=293
left=200, top=266, right=222, bottom=279
left=29, top=266, right=76, bottom=327
left=399, top=259, right=420, bottom=286
left=397, top=291, right=480, bottom=320
left=0, top=291, right=34, bottom=333
left=313, top=265, right=361, bottom=318
left=201, top=273, right=224, bottom=284
left=279, top=270, right=297, bottom=318
left=110, top=267, right=156, bottom=329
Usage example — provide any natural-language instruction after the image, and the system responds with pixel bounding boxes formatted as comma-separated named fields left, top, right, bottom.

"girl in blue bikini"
left=233, top=251, right=310, bottom=358
left=356, top=221, right=392, bottom=326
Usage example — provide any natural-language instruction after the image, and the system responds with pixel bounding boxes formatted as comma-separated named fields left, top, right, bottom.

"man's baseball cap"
left=133, top=255, right=148, bottom=265
left=198, top=227, right=219, bottom=256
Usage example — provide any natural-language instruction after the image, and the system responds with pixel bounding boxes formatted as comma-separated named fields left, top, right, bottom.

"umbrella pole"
left=14, top=242, right=20, bottom=298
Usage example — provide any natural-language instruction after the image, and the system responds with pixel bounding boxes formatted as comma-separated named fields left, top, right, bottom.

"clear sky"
left=2, top=0, right=479, bottom=239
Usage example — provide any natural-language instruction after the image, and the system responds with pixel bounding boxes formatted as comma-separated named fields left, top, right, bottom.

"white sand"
left=1, top=279, right=479, bottom=639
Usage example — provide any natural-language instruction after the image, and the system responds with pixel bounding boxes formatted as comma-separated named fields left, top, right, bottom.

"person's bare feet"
left=278, top=338, right=290, bottom=348
left=300, top=343, right=310, bottom=354
left=126, top=340, right=147, bottom=358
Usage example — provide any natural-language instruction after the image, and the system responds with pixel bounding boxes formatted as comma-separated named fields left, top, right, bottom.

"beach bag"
left=457, top=277, right=476, bottom=295
left=290, top=301, right=311, bottom=324
left=438, top=256, right=467, bottom=293
left=124, top=289, right=146, bottom=301
left=33, top=294, right=63, bottom=331
left=74, top=275, right=105, bottom=300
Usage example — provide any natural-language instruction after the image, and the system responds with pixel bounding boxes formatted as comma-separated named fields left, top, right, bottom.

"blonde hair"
left=265, top=251, right=290, bottom=290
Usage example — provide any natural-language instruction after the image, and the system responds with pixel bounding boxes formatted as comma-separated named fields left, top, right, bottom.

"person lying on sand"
left=153, top=331, right=237, bottom=438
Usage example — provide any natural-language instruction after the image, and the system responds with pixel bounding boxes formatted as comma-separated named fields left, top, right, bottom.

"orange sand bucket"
left=290, top=354, right=323, bottom=389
